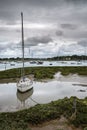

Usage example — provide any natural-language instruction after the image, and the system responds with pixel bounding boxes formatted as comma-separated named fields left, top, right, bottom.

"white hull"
left=17, top=77, right=33, bottom=93
left=17, top=84, right=33, bottom=93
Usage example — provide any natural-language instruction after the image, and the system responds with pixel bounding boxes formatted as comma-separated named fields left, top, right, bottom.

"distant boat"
left=49, top=63, right=52, bottom=65
left=17, top=12, right=33, bottom=93
left=71, top=62, right=75, bottom=64
left=61, top=61, right=67, bottom=64
left=77, top=60, right=82, bottom=65
left=30, top=61, right=37, bottom=64
left=10, top=62, right=15, bottom=66
left=77, top=62, right=81, bottom=65
left=37, top=61, right=43, bottom=64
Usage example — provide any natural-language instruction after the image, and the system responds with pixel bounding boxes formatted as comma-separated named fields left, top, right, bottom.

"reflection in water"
left=17, top=88, right=33, bottom=108
left=0, top=80, right=87, bottom=112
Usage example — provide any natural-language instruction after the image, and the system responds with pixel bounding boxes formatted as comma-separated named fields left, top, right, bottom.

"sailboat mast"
left=21, top=12, right=24, bottom=77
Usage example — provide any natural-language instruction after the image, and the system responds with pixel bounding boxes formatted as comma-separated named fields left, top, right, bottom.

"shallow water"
left=0, top=80, right=87, bottom=112
left=0, top=60, right=87, bottom=71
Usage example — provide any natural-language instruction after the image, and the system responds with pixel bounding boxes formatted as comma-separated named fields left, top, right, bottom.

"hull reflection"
left=17, top=88, right=33, bottom=102
left=17, top=88, right=33, bottom=108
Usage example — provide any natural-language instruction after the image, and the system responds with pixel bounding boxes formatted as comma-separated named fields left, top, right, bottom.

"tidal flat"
left=0, top=67, right=87, bottom=130
left=0, top=66, right=87, bottom=83
left=0, top=71, right=87, bottom=112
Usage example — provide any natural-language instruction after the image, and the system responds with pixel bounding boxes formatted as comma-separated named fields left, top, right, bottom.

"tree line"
left=0, top=55, right=87, bottom=61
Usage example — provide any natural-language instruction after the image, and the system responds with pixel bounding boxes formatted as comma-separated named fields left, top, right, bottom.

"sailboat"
left=17, top=12, right=33, bottom=93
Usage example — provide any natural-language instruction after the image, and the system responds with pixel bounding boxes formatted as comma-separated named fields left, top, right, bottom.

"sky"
left=0, top=0, right=87, bottom=58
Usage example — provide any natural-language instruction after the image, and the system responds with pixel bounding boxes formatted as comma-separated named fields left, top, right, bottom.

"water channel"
left=0, top=77, right=87, bottom=112
left=0, top=60, right=87, bottom=71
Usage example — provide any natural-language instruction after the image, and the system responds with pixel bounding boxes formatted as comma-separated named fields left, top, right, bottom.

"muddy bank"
left=31, top=116, right=82, bottom=130
left=0, top=75, right=34, bottom=83
left=54, top=72, right=87, bottom=85
left=0, top=66, right=87, bottom=83
left=0, top=78, right=17, bottom=83
left=0, top=72, right=87, bottom=85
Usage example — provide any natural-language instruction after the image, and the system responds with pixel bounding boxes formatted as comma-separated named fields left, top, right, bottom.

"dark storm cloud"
left=66, top=0, right=87, bottom=5
left=24, top=35, right=53, bottom=46
left=0, top=0, right=87, bottom=23
left=0, top=0, right=63, bottom=8
left=0, top=0, right=86, bottom=7
left=0, top=0, right=62, bottom=23
left=0, top=0, right=87, bottom=57
left=61, top=23, right=77, bottom=30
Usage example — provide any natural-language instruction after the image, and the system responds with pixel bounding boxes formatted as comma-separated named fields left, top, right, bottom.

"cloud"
left=78, top=40, right=87, bottom=47
left=0, top=0, right=86, bottom=24
left=0, top=43, right=7, bottom=52
left=55, top=23, right=87, bottom=41
left=0, top=41, right=19, bottom=52
left=61, top=23, right=77, bottom=30
left=58, top=43, right=85, bottom=56
left=66, top=0, right=87, bottom=5
left=24, top=35, right=53, bottom=46
left=0, top=0, right=63, bottom=23
left=0, top=0, right=87, bottom=58
left=64, top=30, right=87, bottom=41
left=56, top=30, right=63, bottom=36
